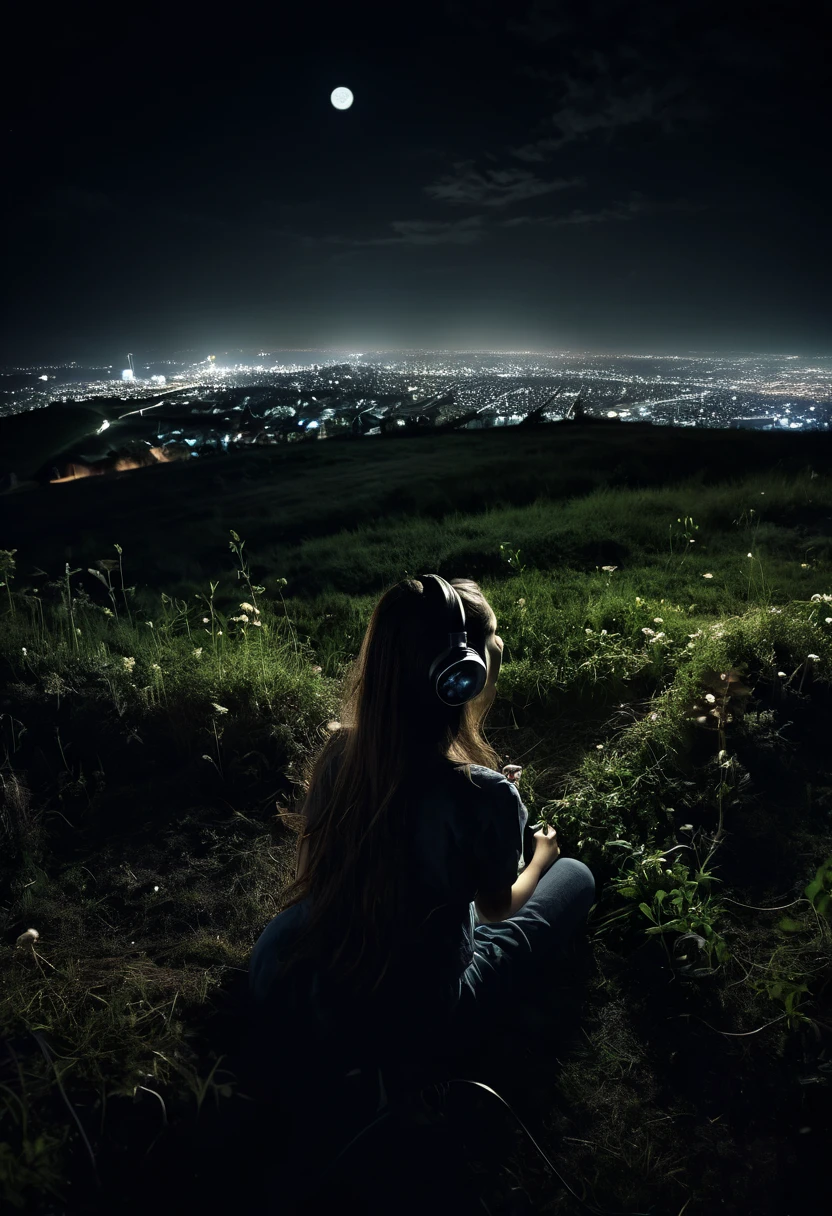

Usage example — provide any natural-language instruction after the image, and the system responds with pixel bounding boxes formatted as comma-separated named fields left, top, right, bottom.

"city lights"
left=1, top=350, right=829, bottom=486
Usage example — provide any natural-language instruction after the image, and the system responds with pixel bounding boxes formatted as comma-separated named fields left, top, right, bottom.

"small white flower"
left=826, top=618, right=832, bottom=625
left=311, top=665, right=322, bottom=674
left=211, top=703, right=229, bottom=714
left=250, top=620, right=262, bottom=627
left=688, top=539, right=695, bottom=544
left=154, top=885, right=159, bottom=892
left=203, top=617, right=210, bottom=623
left=777, top=671, right=787, bottom=678
left=654, top=632, right=666, bottom=639
left=585, top=627, right=593, bottom=635
left=151, top=663, right=161, bottom=671
left=642, top=627, right=655, bottom=636
left=650, top=712, right=658, bottom=720
left=601, top=565, right=618, bottom=573
left=217, top=630, right=222, bottom=635
left=705, top=693, right=716, bottom=703
left=653, top=617, right=664, bottom=624
left=703, top=573, right=714, bottom=579
left=240, top=602, right=256, bottom=612
left=807, top=654, right=820, bottom=661
left=596, top=744, right=604, bottom=750
left=193, top=647, right=203, bottom=657
left=600, top=629, right=607, bottom=636
left=680, top=824, right=693, bottom=832
left=517, top=597, right=526, bottom=606
left=747, top=552, right=753, bottom=558
left=21, top=647, right=27, bottom=655
left=801, top=563, right=810, bottom=568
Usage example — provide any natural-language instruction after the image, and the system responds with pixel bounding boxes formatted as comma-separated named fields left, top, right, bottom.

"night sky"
left=3, top=1, right=830, bottom=364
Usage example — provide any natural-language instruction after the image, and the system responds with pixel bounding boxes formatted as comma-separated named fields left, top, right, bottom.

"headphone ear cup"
left=432, top=648, right=488, bottom=705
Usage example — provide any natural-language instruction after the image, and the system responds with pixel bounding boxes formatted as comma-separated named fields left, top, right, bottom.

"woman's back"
left=248, top=756, right=528, bottom=1077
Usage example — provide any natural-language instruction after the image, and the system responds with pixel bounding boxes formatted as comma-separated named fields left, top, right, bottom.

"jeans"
left=446, top=856, right=596, bottom=1059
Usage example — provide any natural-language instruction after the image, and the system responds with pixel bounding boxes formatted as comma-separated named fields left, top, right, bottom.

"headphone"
left=419, top=574, right=489, bottom=707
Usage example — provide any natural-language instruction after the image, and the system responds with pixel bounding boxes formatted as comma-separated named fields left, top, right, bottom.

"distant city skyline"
left=3, top=2, right=829, bottom=363
left=5, top=342, right=832, bottom=375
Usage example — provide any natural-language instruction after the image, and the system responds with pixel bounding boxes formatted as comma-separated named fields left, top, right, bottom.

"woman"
left=247, top=574, right=595, bottom=1096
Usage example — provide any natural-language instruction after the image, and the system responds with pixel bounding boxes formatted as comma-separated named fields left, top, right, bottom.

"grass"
left=1, top=435, right=832, bottom=1214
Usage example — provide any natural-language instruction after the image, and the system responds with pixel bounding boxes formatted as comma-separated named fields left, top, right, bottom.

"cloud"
left=509, top=75, right=712, bottom=162
left=510, top=138, right=569, bottom=164
left=498, top=193, right=706, bottom=229
left=326, top=191, right=703, bottom=259
left=424, top=161, right=584, bottom=208
left=353, top=216, right=488, bottom=246
left=320, top=217, right=489, bottom=259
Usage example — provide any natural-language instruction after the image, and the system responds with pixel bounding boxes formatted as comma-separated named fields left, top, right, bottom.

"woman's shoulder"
left=446, top=761, right=511, bottom=788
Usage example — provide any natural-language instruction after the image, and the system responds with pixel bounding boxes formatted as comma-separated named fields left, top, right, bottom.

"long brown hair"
left=274, top=576, right=502, bottom=1005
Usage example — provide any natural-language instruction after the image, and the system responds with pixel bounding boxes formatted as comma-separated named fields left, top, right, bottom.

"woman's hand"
left=532, top=825, right=560, bottom=874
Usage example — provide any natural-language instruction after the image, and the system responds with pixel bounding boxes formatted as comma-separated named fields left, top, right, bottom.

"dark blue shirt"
left=402, top=759, right=529, bottom=986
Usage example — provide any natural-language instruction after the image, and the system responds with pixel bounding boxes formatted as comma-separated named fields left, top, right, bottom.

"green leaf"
left=778, top=917, right=804, bottom=933
left=638, top=902, right=657, bottom=923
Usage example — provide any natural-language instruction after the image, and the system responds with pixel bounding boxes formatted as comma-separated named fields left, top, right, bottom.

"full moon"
left=330, top=86, right=354, bottom=110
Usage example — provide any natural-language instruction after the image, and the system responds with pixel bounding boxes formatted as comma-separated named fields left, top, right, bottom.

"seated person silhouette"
left=247, top=574, right=595, bottom=1108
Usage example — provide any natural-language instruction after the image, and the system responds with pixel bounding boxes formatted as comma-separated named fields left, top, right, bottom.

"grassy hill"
left=1, top=423, right=831, bottom=1214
